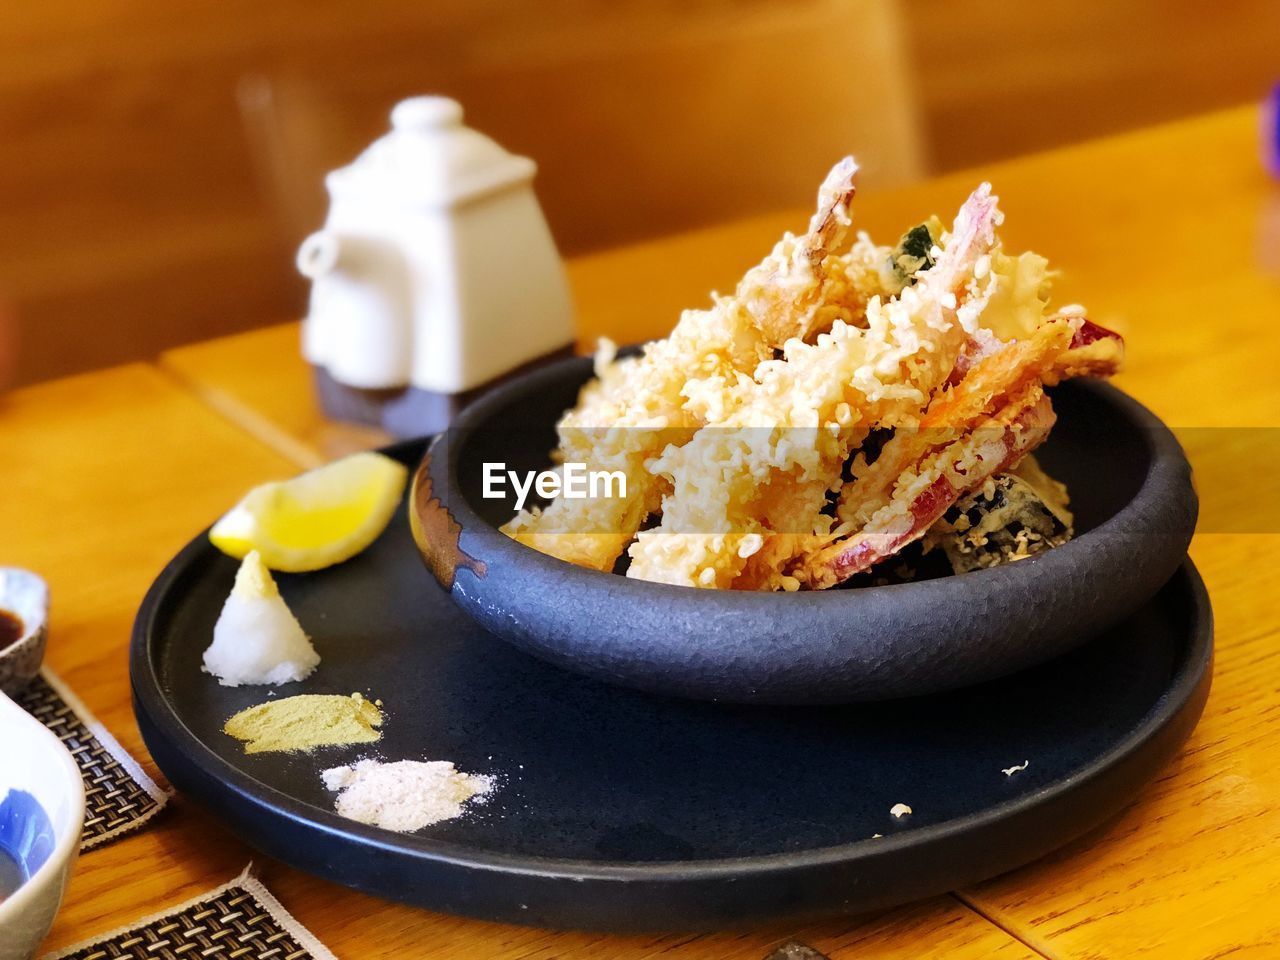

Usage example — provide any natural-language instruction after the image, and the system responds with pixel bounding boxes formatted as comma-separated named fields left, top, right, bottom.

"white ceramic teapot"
left=298, top=96, right=574, bottom=434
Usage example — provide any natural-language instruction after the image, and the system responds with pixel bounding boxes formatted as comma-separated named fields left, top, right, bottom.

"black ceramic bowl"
left=411, top=354, right=1197, bottom=704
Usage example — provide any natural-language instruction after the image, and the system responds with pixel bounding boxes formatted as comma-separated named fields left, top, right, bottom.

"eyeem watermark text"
left=483, top=462, right=627, bottom=511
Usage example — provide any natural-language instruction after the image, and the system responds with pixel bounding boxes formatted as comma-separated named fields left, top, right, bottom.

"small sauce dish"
left=0, top=569, right=49, bottom=698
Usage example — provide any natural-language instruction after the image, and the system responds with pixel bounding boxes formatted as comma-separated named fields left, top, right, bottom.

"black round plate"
left=131, top=439, right=1212, bottom=931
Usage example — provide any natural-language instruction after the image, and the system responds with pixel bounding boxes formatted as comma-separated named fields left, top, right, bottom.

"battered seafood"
left=503, top=159, right=1123, bottom=590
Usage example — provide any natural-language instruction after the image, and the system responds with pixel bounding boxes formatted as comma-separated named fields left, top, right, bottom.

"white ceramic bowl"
left=0, top=693, right=83, bottom=960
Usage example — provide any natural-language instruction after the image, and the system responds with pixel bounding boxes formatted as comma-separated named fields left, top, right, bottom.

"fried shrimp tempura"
left=626, top=186, right=1003, bottom=588
left=501, top=160, right=1124, bottom=590
left=503, top=158, right=896, bottom=571
left=835, top=317, right=1077, bottom=532
left=775, top=321, right=1078, bottom=590
left=795, top=384, right=1057, bottom=589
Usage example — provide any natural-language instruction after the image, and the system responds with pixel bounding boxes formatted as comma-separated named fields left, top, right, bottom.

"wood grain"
left=0, top=0, right=920, bottom=386
left=5, top=1, right=1279, bottom=385
left=961, top=531, right=1280, bottom=960
left=907, top=0, right=1280, bottom=172
left=159, top=105, right=1280, bottom=957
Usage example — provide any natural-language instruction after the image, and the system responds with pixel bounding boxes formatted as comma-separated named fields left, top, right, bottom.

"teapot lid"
left=327, top=96, right=536, bottom=209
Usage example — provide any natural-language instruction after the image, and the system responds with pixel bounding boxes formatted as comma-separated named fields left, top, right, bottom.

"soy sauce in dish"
left=0, top=609, right=24, bottom=651
left=0, top=846, right=23, bottom=904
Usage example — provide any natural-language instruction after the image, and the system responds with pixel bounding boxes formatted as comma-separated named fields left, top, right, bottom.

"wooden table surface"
left=6, top=104, right=1278, bottom=958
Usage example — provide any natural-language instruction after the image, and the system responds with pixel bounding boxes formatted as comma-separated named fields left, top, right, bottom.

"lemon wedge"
left=210, top=452, right=409, bottom=572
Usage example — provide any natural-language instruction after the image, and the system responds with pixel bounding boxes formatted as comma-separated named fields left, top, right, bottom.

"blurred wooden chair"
left=0, top=0, right=921, bottom=386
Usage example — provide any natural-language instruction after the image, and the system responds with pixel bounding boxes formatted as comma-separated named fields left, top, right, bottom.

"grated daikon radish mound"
left=202, top=550, right=320, bottom=686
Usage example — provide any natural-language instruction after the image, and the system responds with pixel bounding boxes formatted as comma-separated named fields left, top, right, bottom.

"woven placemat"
left=16, top=668, right=170, bottom=850
left=44, top=866, right=338, bottom=960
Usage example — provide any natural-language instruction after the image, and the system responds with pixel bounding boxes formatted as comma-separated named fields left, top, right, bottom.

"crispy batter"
left=1049, top=313, right=1125, bottom=381
left=835, top=317, right=1076, bottom=531
left=781, top=317, right=1079, bottom=590
left=627, top=186, right=1003, bottom=588
left=501, top=165, right=1123, bottom=590
left=795, top=384, right=1057, bottom=590
left=504, top=158, right=891, bottom=570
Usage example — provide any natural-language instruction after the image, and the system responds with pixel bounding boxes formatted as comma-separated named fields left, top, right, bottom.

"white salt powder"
left=321, top=759, right=493, bottom=832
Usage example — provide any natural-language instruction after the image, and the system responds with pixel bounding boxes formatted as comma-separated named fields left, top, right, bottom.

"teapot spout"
left=297, top=231, right=343, bottom=279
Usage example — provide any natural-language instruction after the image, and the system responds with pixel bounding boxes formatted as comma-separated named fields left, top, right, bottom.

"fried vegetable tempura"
left=503, top=160, right=1124, bottom=589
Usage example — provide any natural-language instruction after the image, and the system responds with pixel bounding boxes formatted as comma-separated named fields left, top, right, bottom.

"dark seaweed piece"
left=886, top=220, right=939, bottom=285
left=898, top=223, right=936, bottom=266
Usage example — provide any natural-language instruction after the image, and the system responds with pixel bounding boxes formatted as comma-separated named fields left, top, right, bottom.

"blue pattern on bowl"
left=0, top=788, right=55, bottom=883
